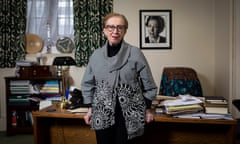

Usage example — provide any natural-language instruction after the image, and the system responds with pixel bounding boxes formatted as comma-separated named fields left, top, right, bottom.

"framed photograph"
left=139, top=10, right=172, bottom=49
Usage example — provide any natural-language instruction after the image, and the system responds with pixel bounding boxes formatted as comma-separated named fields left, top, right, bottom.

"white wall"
left=114, top=0, right=216, bottom=95
left=214, top=0, right=231, bottom=100
left=231, top=0, right=240, bottom=117
left=0, top=0, right=233, bottom=131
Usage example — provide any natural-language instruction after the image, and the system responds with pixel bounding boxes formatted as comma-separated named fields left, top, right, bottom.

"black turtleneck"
left=107, top=41, right=122, bottom=57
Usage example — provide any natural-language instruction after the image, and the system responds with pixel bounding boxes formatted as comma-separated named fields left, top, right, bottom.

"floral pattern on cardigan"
left=91, top=81, right=145, bottom=139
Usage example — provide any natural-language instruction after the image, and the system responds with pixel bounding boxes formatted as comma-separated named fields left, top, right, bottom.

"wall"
left=114, top=0, right=216, bottom=95
left=231, top=0, right=240, bottom=117
left=0, top=0, right=231, bottom=131
left=214, top=0, right=232, bottom=108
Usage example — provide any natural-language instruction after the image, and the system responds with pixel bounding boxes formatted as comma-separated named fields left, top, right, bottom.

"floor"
left=0, top=132, right=34, bottom=144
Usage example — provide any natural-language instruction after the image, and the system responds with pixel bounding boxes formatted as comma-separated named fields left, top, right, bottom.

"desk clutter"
left=152, top=95, right=232, bottom=120
left=39, top=87, right=89, bottom=112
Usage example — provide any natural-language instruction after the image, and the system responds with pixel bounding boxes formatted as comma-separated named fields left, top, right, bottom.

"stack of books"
left=40, top=80, right=61, bottom=102
left=204, top=96, right=228, bottom=114
left=11, top=110, right=34, bottom=127
left=9, top=80, right=31, bottom=105
left=10, top=80, right=30, bottom=94
left=40, top=80, right=60, bottom=94
left=9, top=95, right=31, bottom=105
left=161, top=95, right=204, bottom=115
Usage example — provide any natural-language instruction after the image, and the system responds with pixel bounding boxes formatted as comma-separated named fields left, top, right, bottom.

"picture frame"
left=139, top=10, right=172, bottom=49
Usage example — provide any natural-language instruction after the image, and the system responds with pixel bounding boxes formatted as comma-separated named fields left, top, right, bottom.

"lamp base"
left=58, top=100, right=70, bottom=109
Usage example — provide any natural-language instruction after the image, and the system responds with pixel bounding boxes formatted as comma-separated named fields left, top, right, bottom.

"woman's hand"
left=84, top=108, right=92, bottom=125
left=146, top=109, right=154, bottom=123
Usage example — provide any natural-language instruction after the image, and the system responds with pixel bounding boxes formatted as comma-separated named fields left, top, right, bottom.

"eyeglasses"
left=105, top=25, right=126, bottom=32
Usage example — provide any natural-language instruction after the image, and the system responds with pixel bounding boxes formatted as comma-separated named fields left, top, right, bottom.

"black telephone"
left=69, top=88, right=83, bottom=109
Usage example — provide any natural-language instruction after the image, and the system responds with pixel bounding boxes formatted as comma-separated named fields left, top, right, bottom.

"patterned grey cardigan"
left=81, top=41, right=157, bottom=139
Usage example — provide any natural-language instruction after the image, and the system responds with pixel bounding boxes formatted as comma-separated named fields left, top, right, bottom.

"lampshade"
left=52, top=56, right=76, bottom=77
left=52, top=56, right=76, bottom=66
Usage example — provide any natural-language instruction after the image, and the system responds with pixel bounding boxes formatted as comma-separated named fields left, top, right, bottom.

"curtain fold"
left=0, top=0, right=26, bottom=68
left=73, top=0, right=113, bottom=67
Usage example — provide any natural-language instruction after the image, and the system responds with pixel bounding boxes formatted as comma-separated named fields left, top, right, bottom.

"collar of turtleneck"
left=107, top=41, right=122, bottom=57
left=103, top=40, right=130, bottom=72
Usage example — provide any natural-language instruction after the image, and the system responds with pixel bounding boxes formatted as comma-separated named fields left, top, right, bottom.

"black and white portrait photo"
left=140, top=10, right=172, bottom=49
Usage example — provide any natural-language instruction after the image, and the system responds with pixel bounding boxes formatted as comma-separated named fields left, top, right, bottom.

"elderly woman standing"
left=82, top=12, right=157, bottom=144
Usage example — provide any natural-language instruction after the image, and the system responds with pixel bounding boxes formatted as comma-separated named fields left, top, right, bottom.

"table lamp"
left=52, top=56, right=76, bottom=109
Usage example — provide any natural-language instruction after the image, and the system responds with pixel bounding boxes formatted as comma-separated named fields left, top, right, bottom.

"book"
left=204, top=96, right=227, bottom=103
left=205, top=106, right=228, bottom=114
left=204, top=99, right=228, bottom=114
left=204, top=101, right=228, bottom=107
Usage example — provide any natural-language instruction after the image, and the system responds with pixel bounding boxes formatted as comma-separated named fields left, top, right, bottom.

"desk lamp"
left=52, top=56, right=76, bottom=109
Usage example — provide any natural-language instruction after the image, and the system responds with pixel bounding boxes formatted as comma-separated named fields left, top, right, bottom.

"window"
left=57, top=0, right=74, bottom=36
left=26, top=0, right=74, bottom=53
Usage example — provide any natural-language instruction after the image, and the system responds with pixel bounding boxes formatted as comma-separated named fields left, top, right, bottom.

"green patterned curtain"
left=0, top=0, right=26, bottom=68
left=73, top=0, right=113, bottom=67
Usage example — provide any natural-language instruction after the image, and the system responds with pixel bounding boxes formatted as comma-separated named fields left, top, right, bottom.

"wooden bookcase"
left=5, top=76, right=62, bottom=135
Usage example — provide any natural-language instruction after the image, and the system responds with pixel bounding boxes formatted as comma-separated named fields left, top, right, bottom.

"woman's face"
left=103, top=16, right=127, bottom=46
left=147, top=19, right=160, bottom=38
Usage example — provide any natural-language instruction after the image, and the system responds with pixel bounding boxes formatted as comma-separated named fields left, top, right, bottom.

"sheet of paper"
left=39, top=100, right=52, bottom=110
left=163, top=95, right=203, bottom=106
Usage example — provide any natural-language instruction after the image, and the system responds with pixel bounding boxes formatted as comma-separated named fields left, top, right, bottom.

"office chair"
left=232, top=99, right=240, bottom=141
left=233, top=99, right=240, bottom=111
left=159, top=67, right=203, bottom=97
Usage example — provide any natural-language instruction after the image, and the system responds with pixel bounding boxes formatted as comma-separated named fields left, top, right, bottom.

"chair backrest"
left=232, top=99, right=240, bottom=111
left=159, top=67, right=203, bottom=97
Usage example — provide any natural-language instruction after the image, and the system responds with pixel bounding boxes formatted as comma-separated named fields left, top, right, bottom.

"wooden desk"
left=32, top=104, right=237, bottom=144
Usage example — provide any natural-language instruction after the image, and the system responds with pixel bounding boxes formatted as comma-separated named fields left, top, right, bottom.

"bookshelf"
left=5, top=76, right=62, bottom=135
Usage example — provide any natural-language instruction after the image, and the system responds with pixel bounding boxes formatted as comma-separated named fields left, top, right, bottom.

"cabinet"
left=5, top=76, right=62, bottom=135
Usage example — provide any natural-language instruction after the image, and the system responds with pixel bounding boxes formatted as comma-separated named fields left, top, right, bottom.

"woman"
left=82, top=13, right=157, bottom=144
left=145, top=16, right=166, bottom=43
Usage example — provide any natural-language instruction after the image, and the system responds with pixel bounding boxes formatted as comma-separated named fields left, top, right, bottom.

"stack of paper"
left=67, top=107, right=88, bottom=113
left=162, top=95, right=204, bottom=115
left=152, top=95, right=177, bottom=114
left=173, top=113, right=233, bottom=120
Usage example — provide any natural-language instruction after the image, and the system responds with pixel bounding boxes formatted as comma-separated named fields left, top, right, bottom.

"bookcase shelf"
left=5, top=76, right=62, bottom=135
